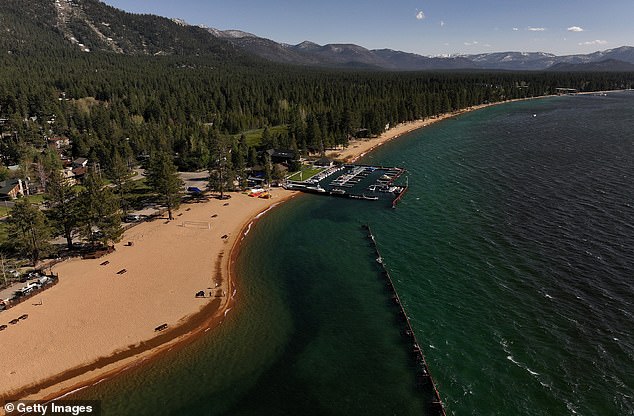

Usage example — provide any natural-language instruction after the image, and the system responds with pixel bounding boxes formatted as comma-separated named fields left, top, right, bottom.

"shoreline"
left=327, top=95, right=556, bottom=163
left=0, top=94, right=560, bottom=406
left=1, top=191, right=299, bottom=405
left=26, top=194, right=300, bottom=405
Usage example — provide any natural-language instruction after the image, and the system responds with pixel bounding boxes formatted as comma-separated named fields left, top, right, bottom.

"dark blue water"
left=78, top=92, right=634, bottom=415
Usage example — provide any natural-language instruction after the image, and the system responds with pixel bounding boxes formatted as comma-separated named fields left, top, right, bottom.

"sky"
left=102, top=0, right=633, bottom=56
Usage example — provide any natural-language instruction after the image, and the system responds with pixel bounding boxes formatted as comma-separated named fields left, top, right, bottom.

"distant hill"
left=464, top=47, right=634, bottom=71
left=464, top=52, right=559, bottom=70
left=0, top=0, right=241, bottom=59
left=548, top=59, right=634, bottom=72
left=209, top=27, right=634, bottom=71
left=1, top=0, right=633, bottom=72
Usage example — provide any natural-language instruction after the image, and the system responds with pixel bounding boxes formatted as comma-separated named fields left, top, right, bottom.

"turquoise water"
left=77, top=92, right=634, bottom=415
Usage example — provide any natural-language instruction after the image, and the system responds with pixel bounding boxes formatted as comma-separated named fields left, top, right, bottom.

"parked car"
left=124, top=214, right=142, bottom=223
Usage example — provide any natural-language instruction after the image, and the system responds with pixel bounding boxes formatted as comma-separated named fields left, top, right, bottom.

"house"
left=266, top=149, right=295, bottom=165
left=72, top=157, right=89, bottom=169
left=61, top=168, right=77, bottom=186
left=354, top=128, right=370, bottom=139
left=47, top=136, right=71, bottom=149
left=71, top=166, right=87, bottom=182
left=0, top=179, right=24, bottom=200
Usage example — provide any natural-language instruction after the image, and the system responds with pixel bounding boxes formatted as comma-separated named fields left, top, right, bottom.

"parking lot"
left=0, top=273, right=52, bottom=306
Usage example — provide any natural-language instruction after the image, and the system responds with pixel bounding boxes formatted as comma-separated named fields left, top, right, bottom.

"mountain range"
left=2, top=0, right=633, bottom=72
left=209, top=29, right=634, bottom=71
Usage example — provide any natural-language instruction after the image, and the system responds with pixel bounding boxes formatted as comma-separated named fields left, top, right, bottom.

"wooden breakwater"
left=363, top=224, right=447, bottom=416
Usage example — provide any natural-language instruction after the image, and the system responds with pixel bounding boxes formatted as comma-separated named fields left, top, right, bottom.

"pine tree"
left=45, top=170, right=81, bottom=250
left=264, top=152, right=273, bottom=185
left=289, top=136, right=301, bottom=172
left=146, top=151, right=183, bottom=220
left=208, top=139, right=233, bottom=198
left=7, top=199, right=51, bottom=266
left=78, top=171, right=123, bottom=246
left=107, top=151, right=131, bottom=214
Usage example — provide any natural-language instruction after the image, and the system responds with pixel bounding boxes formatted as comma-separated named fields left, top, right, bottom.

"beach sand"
left=0, top=191, right=297, bottom=402
left=0, top=97, right=544, bottom=403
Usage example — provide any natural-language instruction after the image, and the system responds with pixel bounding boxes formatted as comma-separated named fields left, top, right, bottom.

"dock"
left=284, top=164, right=409, bottom=208
left=363, top=224, right=447, bottom=416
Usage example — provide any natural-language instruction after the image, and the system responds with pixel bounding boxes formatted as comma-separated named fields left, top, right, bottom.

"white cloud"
left=416, top=10, right=425, bottom=20
left=440, top=20, right=445, bottom=27
left=528, top=27, right=546, bottom=32
left=512, top=27, right=519, bottom=31
left=464, top=41, right=479, bottom=46
left=567, top=26, right=584, bottom=32
left=578, top=39, right=608, bottom=46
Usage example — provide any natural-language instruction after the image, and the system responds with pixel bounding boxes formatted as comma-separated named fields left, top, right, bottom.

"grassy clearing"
left=24, top=194, right=45, bottom=205
left=236, top=125, right=289, bottom=147
left=287, top=166, right=324, bottom=181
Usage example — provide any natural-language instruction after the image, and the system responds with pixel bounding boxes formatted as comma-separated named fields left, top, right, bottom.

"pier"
left=284, top=164, right=409, bottom=207
left=363, top=224, right=447, bottom=416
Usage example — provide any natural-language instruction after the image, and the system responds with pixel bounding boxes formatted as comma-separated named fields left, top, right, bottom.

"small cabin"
left=72, top=157, right=89, bottom=169
left=0, top=179, right=24, bottom=200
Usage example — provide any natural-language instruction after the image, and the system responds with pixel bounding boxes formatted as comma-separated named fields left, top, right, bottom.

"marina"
left=284, top=164, right=409, bottom=208
left=364, top=224, right=447, bottom=416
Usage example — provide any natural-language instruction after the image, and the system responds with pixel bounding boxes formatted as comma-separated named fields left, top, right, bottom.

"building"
left=47, top=136, right=71, bottom=150
left=72, top=157, right=89, bottom=169
left=0, top=179, right=24, bottom=200
left=314, top=157, right=334, bottom=167
left=71, top=166, right=87, bottom=182
left=266, top=149, right=296, bottom=165
left=61, top=168, right=78, bottom=186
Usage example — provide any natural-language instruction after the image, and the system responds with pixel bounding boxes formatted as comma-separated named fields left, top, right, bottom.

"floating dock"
left=284, top=164, right=409, bottom=207
left=363, top=224, right=447, bottom=416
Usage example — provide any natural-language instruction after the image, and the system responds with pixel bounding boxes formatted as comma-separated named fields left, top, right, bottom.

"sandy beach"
left=0, top=190, right=297, bottom=402
left=326, top=105, right=488, bottom=163
left=0, top=96, right=544, bottom=404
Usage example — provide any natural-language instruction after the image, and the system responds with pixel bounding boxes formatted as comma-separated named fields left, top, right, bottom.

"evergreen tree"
left=264, top=152, right=273, bottom=185
left=247, top=146, right=258, bottom=168
left=261, top=126, right=273, bottom=149
left=232, top=134, right=248, bottom=187
left=45, top=170, right=81, bottom=250
left=78, top=171, right=123, bottom=246
left=289, top=136, right=301, bottom=172
left=107, top=151, right=131, bottom=214
left=146, top=151, right=182, bottom=220
left=208, top=139, right=233, bottom=198
left=7, top=199, right=50, bottom=265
